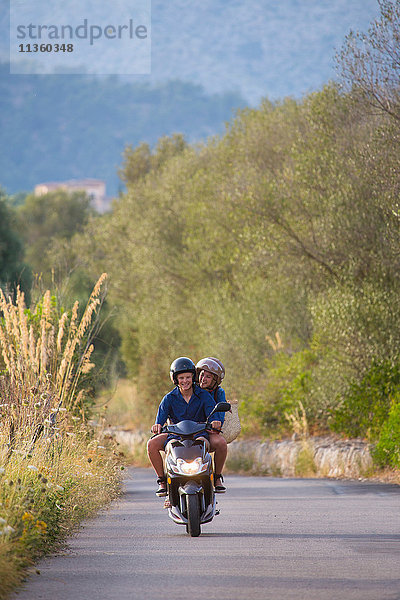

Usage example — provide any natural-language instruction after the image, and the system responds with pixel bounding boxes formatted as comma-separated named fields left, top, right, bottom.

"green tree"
left=373, top=398, right=400, bottom=467
left=120, top=134, right=188, bottom=186
left=71, top=78, right=400, bottom=435
left=338, top=0, right=400, bottom=122
left=0, top=190, right=31, bottom=299
left=17, top=189, right=95, bottom=283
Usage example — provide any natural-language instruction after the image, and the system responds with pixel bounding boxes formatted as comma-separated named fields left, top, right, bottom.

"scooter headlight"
left=172, top=457, right=207, bottom=475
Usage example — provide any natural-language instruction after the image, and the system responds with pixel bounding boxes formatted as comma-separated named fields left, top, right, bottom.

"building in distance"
left=34, top=178, right=109, bottom=212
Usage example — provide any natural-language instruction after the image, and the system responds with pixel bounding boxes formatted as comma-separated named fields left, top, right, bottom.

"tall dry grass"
left=285, top=401, right=317, bottom=477
left=0, top=272, right=107, bottom=413
left=0, top=274, right=123, bottom=599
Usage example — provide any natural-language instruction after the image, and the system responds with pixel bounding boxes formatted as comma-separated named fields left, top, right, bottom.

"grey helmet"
left=195, top=357, right=225, bottom=387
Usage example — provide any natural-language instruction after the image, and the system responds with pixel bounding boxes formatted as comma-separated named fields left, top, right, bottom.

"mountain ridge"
left=1, top=0, right=379, bottom=102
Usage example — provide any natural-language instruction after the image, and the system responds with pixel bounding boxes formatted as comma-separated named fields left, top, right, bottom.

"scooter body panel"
left=164, top=421, right=216, bottom=528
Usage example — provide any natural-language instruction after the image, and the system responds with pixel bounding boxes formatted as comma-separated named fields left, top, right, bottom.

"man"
left=147, top=356, right=224, bottom=496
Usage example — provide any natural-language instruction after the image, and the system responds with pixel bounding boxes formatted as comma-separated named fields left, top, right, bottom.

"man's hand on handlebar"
left=151, top=423, right=162, bottom=434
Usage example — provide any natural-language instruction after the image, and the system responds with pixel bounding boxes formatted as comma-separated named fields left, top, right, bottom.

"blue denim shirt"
left=156, top=383, right=225, bottom=426
left=214, top=386, right=226, bottom=408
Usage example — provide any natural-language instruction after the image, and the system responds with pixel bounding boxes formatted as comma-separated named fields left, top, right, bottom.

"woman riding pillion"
left=147, top=357, right=225, bottom=497
left=195, top=357, right=228, bottom=492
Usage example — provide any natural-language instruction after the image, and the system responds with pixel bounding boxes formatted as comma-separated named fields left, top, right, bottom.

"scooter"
left=162, top=401, right=231, bottom=537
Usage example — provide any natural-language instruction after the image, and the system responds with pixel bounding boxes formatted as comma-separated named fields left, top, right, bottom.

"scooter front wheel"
left=186, top=494, right=201, bottom=537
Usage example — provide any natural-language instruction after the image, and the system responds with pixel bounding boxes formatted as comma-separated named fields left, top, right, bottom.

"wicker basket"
left=221, top=400, right=241, bottom=443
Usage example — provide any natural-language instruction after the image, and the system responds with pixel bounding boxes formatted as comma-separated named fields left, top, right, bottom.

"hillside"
left=1, top=0, right=379, bottom=102
left=150, top=0, right=379, bottom=102
left=0, top=0, right=380, bottom=196
left=0, top=65, right=244, bottom=195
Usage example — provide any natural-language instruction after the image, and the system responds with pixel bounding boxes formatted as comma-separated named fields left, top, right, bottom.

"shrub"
left=331, top=360, right=400, bottom=441
left=372, top=399, right=400, bottom=468
left=239, top=348, right=318, bottom=438
left=295, top=445, right=317, bottom=477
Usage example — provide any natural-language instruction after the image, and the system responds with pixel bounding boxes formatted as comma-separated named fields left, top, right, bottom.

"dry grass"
left=285, top=401, right=317, bottom=477
left=285, top=401, right=309, bottom=441
left=0, top=273, right=106, bottom=415
left=0, top=275, right=123, bottom=599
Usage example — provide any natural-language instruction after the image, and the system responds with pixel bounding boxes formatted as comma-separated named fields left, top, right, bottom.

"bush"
left=310, top=282, right=400, bottom=420
left=373, top=399, right=400, bottom=468
left=331, top=360, right=400, bottom=441
left=239, top=348, right=318, bottom=438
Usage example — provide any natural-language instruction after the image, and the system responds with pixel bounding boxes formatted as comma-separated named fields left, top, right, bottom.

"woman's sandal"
left=214, top=474, right=226, bottom=493
left=156, top=476, right=167, bottom=497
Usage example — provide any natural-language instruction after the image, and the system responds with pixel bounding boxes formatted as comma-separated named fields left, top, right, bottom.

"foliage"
left=13, top=189, right=122, bottom=388
left=332, top=361, right=400, bottom=441
left=309, top=280, right=400, bottom=415
left=373, top=397, right=400, bottom=467
left=16, top=189, right=95, bottom=286
left=239, top=348, right=318, bottom=437
left=0, top=190, right=32, bottom=302
left=0, top=274, right=108, bottom=415
left=120, top=134, right=188, bottom=186
left=0, top=397, right=121, bottom=599
left=338, top=0, right=400, bottom=122
left=70, top=73, right=400, bottom=438
left=5, top=1, right=400, bottom=477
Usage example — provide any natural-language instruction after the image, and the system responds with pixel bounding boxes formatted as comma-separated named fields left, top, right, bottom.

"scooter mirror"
left=214, top=401, right=231, bottom=413
left=207, top=402, right=231, bottom=423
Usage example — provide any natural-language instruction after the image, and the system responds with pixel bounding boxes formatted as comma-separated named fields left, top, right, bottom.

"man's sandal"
left=214, top=474, right=226, bottom=493
left=156, top=477, right=167, bottom=497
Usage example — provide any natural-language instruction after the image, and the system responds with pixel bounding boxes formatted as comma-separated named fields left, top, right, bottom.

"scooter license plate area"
left=168, top=475, right=213, bottom=513
left=179, top=488, right=205, bottom=518
left=168, top=494, right=216, bottom=526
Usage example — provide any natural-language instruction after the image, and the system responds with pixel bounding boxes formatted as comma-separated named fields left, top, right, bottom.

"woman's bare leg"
left=209, top=432, right=227, bottom=477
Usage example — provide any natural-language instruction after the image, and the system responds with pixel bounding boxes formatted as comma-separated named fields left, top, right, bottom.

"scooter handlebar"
left=150, top=423, right=222, bottom=437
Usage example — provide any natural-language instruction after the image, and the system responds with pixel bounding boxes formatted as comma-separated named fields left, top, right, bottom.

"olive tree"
left=338, top=0, right=400, bottom=122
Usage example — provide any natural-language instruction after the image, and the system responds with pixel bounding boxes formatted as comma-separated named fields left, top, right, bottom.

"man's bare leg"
left=147, top=433, right=168, bottom=478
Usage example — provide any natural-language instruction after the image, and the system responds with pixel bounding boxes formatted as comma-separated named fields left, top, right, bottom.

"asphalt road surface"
left=13, top=468, right=400, bottom=600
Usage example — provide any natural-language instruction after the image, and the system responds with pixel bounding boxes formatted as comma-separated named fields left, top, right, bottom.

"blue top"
left=209, top=386, right=227, bottom=425
left=214, top=386, right=226, bottom=406
left=156, top=383, right=225, bottom=426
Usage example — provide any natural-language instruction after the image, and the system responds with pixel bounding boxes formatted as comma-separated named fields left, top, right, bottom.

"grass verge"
left=0, top=416, right=122, bottom=599
left=0, top=275, right=123, bottom=599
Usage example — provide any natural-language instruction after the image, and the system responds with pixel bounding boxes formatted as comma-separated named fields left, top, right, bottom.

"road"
left=13, top=468, right=400, bottom=600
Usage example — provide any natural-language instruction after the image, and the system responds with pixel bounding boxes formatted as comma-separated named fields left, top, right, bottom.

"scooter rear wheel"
left=186, top=494, right=201, bottom=537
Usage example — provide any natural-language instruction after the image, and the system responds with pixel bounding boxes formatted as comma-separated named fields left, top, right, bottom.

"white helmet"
left=195, top=357, right=225, bottom=386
